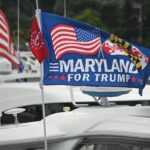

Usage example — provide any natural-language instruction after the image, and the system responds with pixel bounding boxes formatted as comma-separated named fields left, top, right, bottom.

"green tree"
left=1, top=0, right=150, bottom=49
left=74, top=8, right=105, bottom=28
left=142, top=0, right=150, bottom=47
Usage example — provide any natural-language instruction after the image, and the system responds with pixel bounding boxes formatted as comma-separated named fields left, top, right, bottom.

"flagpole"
left=64, top=0, right=66, bottom=17
left=97, top=28, right=104, bottom=59
left=63, top=0, right=78, bottom=106
left=39, top=62, right=48, bottom=150
left=63, top=0, right=75, bottom=106
left=17, top=0, right=20, bottom=64
left=36, top=0, right=39, bottom=10
left=35, top=1, right=48, bottom=150
left=63, top=0, right=85, bottom=107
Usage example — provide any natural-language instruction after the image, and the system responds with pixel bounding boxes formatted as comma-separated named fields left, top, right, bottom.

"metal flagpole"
left=63, top=0, right=84, bottom=107
left=63, top=0, right=83, bottom=107
left=64, top=0, right=66, bottom=17
left=39, top=63, right=48, bottom=150
left=36, top=0, right=39, bottom=10
left=63, top=0, right=75, bottom=106
left=35, top=1, right=48, bottom=150
left=97, top=28, right=104, bottom=59
left=17, top=0, right=20, bottom=63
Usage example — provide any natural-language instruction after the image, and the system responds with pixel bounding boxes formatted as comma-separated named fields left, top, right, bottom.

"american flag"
left=0, top=9, right=19, bottom=66
left=51, top=24, right=101, bottom=60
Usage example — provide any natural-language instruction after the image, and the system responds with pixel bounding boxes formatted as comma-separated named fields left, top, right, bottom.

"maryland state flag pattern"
left=103, top=34, right=149, bottom=72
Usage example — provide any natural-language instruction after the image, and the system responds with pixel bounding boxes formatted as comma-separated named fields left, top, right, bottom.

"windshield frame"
left=73, top=135, right=150, bottom=150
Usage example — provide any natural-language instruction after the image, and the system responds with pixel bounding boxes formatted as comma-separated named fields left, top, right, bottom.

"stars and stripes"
left=0, top=9, right=19, bottom=66
left=50, top=24, right=101, bottom=60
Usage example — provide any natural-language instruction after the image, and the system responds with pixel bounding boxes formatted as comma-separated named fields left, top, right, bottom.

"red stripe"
left=0, top=33, right=9, bottom=43
left=0, top=43, right=9, bottom=52
left=0, top=53, right=19, bottom=67
left=51, top=24, right=74, bottom=33
left=52, top=34, right=76, bottom=42
left=53, top=38, right=77, bottom=47
left=56, top=45, right=100, bottom=60
left=54, top=38, right=100, bottom=46
left=0, top=24, right=8, bottom=34
left=0, top=10, right=9, bottom=25
left=54, top=38, right=100, bottom=51
left=0, top=16, right=7, bottom=26
left=51, top=28, right=75, bottom=37
left=55, top=41, right=100, bottom=55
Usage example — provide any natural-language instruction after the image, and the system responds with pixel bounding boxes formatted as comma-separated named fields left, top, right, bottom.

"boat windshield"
left=75, top=138, right=150, bottom=150
left=78, top=144, right=150, bottom=150
left=1, top=103, right=76, bottom=125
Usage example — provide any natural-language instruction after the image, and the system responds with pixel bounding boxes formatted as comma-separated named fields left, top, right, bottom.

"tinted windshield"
left=1, top=103, right=76, bottom=125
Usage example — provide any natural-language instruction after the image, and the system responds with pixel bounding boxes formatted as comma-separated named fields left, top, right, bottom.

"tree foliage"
left=74, top=8, right=105, bottom=28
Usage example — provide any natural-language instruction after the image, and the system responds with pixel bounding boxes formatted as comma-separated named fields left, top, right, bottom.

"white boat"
left=0, top=57, right=12, bottom=74
left=80, top=86, right=131, bottom=97
left=0, top=76, right=150, bottom=150
left=20, top=52, right=40, bottom=73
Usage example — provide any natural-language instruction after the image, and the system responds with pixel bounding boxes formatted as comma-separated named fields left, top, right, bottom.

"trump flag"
left=30, top=10, right=150, bottom=95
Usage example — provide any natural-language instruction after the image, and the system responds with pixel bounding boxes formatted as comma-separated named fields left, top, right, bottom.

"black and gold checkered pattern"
left=109, top=34, right=142, bottom=72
